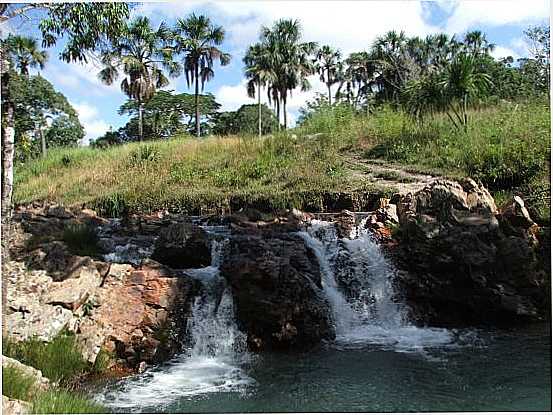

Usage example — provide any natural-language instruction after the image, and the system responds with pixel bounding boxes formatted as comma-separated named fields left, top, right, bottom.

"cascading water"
left=299, top=219, right=453, bottom=353
left=97, top=236, right=254, bottom=410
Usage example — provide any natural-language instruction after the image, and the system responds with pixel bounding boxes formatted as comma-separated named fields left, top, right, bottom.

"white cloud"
left=72, top=101, right=110, bottom=145
left=491, top=46, right=519, bottom=60
left=443, top=0, right=549, bottom=34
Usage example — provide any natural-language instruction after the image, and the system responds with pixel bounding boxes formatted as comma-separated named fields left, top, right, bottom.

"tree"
left=524, top=24, right=550, bottom=92
left=244, top=43, right=276, bottom=137
left=212, top=104, right=279, bottom=136
left=403, top=53, right=492, bottom=129
left=98, top=16, right=177, bottom=141
left=0, top=2, right=129, bottom=316
left=259, top=19, right=317, bottom=129
left=119, top=90, right=221, bottom=139
left=4, top=35, right=47, bottom=77
left=315, top=45, right=342, bottom=105
left=173, top=13, right=231, bottom=137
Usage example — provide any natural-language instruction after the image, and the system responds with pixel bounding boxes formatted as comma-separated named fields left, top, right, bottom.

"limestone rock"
left=2, top=396, right=30, bottom=415
left=45, top=264, right=102, bottom=311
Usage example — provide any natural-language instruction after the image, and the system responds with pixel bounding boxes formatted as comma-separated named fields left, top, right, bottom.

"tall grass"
left=3, top=333, right=89, bottom=385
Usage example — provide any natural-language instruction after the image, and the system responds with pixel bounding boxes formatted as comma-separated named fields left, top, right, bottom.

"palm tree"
left=260, top=19, right=317, bottom=129
left=244, top=42, right=275, bottom=137
left=315, top=45, right=342, bottom=105
left=463, top=30, right=495, bottom=57
left=173, top=13, right=230, bottom=137
left=5, top=35, right=47, bottom=77
left=98, top=16, right=176, bottom=141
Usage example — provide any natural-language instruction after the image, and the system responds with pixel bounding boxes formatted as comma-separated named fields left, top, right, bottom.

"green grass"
left=2, top=365, right=36, bottom=401
left=2, top=366, right=107, bottom=414
left=62, top=223, right=101, bottom=257
left=14, top=99, right=550, bottom=221
left=3, top=333, right=89, bottom=385
left=30, top=390, right=107, bottom=414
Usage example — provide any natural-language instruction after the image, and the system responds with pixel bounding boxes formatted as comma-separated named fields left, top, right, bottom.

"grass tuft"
left=62, top=223, right=100, bottom=257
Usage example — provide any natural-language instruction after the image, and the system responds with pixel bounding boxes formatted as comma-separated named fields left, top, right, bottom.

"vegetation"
left=62, top=223, right=101, bottom=257
left=3, top=333, right=90, bottom=385
left=213, top=104, right=279, bottom=136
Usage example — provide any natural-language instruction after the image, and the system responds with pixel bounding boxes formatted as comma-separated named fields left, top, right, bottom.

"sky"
left=4, top=0, right=551, bottom=144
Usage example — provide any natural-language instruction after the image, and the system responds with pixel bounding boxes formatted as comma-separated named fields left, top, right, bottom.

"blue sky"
left=5, top=0, right=550, bottom=144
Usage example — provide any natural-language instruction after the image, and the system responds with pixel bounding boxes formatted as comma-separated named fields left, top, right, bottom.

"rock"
left=499, top=196, right=538, bottom=238
left=5, top=304, right=73, bottom=342
left=336, top=210, right=356, bottom=239
left=393, top=179, right=547, bottom=326
left=151, top=223, right=211, bottom=269
left=2, top=396, right=30, bottom=415
left=221, top=231, right=334, bottom=350
left=46, top=205, right=74, bottom=219
left=2, top=356, right=49, bottom=390
left=75, top=260, right=195, bottom=367
left=45, top=264, right=102, bottom=311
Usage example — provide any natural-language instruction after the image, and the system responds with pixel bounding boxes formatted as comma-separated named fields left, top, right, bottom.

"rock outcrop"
left=2, top=356, right=50, bottom=390
left=393, top=179, right=549, bottom=326
left=2, top=396, right=30, bottom=415
left=151, top=223, right=211, bottom=269
left=221, top=227, right=334, bottom=351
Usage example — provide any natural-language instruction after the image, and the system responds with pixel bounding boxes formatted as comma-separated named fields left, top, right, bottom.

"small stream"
left=96, top=220, right=551, bottom=413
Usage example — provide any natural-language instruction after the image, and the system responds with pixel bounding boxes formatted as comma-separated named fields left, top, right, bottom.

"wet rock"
left=336, top=210, right=356, bottom=239
left=221, top=231, right=334, bottom=350
left=393, top=179, right=548, bottom=326
left=46, top=205, right=74, bottom=219
left=151, top=223, right=211, bottom=269
left=2, top=356, right=49, bottom=390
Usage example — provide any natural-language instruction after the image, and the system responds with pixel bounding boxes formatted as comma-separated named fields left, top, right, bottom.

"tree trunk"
left=257, top=80, right=262, bottom=137
left=138, top=101, right=144, bottom=141
left=276, top=98, right=280, bottom=131
left=40, top=127, right=46, bottom=157
left=195, top=65, right=200, bottom=138
left=1, top=53, right=15, bottom=318
left=283, top=93, right=287, bottom=130
left=327, top=68, right=332, bottom=105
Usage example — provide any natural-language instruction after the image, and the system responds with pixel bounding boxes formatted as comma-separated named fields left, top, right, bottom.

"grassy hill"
left=15, top=99, right=550, bottom=222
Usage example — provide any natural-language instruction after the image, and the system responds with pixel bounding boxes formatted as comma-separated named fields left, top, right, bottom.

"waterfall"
left=299, top=219, right=453, bottom=353
left=97, top=236, right=254, bottom=410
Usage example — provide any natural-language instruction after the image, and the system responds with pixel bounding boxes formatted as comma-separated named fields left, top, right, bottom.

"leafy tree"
left=4, top=35, right=47, bottom=76
left=244, top=43, right=276, bottom=136
left=119, top=90, right=221, bottom=139
left=524, top=24, right=550, bottom=92
left=0, top=2, right=130, bottom=314
left=173, top=13, right=231, bottom=137
left=9, top=72, right=83, bottom=160
left=98, top=16, right=177, bottom=141
left=315, top=45, right=342, bottom=105
left=213, top=104, right=279, bottom=136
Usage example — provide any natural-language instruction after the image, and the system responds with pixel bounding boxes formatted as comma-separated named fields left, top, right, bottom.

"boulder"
left=75, top=260, right=195, bottom=366
left=2, top=396, right=30, bottom=415
left=151, top=223, right=211, bottom=269
left=221, top=231, right=334, bottom=350
left=45, top=263, right=103, bottom=311
left=5, top=304, right=73, bottom=342
left=393, top=179, right=548, bottom=326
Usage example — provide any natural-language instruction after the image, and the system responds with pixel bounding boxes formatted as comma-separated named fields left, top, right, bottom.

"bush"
left=128, top=144, right=160, bottom=166
left=3, top=334, right=89, bottom=385
left=62, top=223, right=100, bottom=257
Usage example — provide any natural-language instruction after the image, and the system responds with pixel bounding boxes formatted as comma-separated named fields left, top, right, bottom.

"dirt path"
left=345, top=154, right=442, bottom=195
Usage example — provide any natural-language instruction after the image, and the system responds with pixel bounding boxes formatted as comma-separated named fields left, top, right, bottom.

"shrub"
left=3, top=334, right=89, bottom=385
left=128, top=144, right=160, bottom=166
left=62, top=223, right=100, bottom=257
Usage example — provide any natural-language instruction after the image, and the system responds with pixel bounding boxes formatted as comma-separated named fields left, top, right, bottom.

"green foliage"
left=2, top=366, right=36, bottom=401
left=9, top=72, right=84, bottom=161
left=129, top=144, right=160, bottom=166
left=4, top=34, right=48, bottom=76
left=213, top=104, right=279, bottom=136
left=62, top=223, right=100, bottom=257
left=3, top=334, right=89, bottom=385
left=31, top=390, right=107, bottom=414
